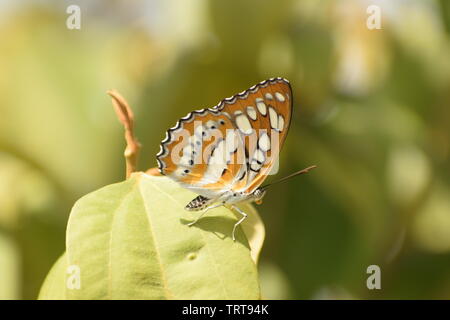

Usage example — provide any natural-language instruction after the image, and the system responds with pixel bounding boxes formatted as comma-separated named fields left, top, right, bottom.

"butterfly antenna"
left=260, top=165, right=317, bottom=191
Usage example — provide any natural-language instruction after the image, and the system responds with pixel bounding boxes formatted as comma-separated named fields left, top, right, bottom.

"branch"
left=107, top=90, right=141, bottom=179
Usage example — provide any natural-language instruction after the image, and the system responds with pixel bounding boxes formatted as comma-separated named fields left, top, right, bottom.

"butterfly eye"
left=254, top=188, right=266, bottom=202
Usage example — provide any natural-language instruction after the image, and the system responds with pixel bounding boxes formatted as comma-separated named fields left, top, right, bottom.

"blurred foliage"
left=0, top=0, right=449, bottom=299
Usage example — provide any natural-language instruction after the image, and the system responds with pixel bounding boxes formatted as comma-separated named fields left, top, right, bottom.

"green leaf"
left=238, top=203, right=265, bottom=265
left=38, top=173, right=263, bottom=299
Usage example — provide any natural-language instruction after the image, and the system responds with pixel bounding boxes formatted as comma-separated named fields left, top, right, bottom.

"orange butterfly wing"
left=156, top=78, right=292, bottom=198
left=234, top=79, right=292, bottom=193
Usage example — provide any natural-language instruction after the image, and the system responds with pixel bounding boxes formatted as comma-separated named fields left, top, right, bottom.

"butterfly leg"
left=187, top=202, right=224, bottom=227
left=231, top=205, right=248, bottom=241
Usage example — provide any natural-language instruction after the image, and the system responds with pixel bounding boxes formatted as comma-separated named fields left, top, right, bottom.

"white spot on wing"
left=202, top=140, right=227, bottom=184
left=222, top=111, right=231, bottom=119
left=250, top=161, right=261, bottom=172
left=258, top=132, right=271, bottom=151
left=278, top=115, right=285, bottom=131
left=268, top=107, right=278, bottom=130
left=235, top=114, right=253, bottom=135
left=173, top=167, right=190, bottom=178
left=208, top=139, right=226, bottom=165
left=225, top=130, right=239, bottom=154
left=195, top=124, right=211, bottom=140
left=206, top=120, right=218, bottom=130
left=179, top=156, right=193, bottom=167
left=254, top=149, right=265, bottom=163
left=183, top=144, right=194, bottom=156
left=265, top=93, right=273, bottom=100
left=255, top=98, right=267, bottom=116
left=246, top=106, right=257, bottom=121
left=275, top=92, right=285, bottom=102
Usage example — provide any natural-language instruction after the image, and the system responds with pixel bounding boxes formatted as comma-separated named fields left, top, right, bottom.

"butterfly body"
left=185, top=188, right=266, bottom=211
left=157, top=77, right=293, bottom=240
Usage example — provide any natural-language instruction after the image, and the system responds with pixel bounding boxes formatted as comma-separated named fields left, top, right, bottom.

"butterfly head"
left=252, top=188, right=266, bottom=205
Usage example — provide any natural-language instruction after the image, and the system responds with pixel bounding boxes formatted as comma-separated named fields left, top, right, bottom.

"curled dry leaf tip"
left=107, top=90, right=141, bottom=179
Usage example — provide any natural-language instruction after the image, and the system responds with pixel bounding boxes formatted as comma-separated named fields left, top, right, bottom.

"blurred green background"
left=1, top=0, right=449, bottom=299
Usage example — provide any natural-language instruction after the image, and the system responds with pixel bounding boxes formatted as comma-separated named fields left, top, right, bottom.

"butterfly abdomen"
left=185, top=195, right=213, bottom=211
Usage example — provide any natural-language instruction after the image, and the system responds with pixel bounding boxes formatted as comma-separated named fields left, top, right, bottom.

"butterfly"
left=156, top=77, right=316, bottom=240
